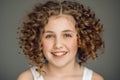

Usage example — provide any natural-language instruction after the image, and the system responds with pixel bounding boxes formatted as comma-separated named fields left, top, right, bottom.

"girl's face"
left=42, top=15, right=78, bottom=68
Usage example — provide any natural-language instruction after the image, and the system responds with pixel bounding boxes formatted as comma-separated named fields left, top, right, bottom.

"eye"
left=64, top=33, right=72, bottom=38
left=45, top=34, right=54, bottom=39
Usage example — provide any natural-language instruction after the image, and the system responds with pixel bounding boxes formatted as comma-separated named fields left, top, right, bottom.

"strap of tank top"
left=30, top=66, right=44, bottom=80
left=82, top=67, right=93, bottom=80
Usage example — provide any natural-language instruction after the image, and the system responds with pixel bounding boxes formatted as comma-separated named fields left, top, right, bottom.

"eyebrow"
left=43, top=31, right=54, bottom=33
left=44, top=29, right=76, bottom=34
left=62, top=30, right=76, bottom=33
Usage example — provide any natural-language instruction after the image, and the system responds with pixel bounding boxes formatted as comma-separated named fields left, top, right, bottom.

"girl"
left=17, top=1, right=104, bottom=80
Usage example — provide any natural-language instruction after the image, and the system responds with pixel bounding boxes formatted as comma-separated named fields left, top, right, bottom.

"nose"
left=53, top=37, right=63, bottom=49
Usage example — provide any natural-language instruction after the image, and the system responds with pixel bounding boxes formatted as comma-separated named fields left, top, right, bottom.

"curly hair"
left=18, top=1, right=104, bottom=73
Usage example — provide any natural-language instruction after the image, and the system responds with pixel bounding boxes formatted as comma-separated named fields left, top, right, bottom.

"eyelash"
left=45, top=33, right=72, bottom=39
left=64, top=34, right=72, bottom=38
left=45, top=34, right=54, bottom=39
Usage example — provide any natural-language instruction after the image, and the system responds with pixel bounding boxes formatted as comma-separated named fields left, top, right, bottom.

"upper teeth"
left=52, top=52, right=66, bottom=56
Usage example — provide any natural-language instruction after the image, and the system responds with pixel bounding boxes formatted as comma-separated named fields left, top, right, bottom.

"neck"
left=44, top=60, right=80, bottom=76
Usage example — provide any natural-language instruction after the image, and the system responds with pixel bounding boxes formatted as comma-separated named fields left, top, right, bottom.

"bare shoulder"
left=17, top=70, right=33, bottom=80
left=92, top=72, right=104, bottom=80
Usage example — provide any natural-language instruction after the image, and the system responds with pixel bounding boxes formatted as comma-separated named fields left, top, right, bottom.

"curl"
left=18, top=0, right=104, bottom=73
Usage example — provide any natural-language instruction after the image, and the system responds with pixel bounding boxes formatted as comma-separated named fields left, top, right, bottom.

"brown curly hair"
left=18, top=1, right=104, bottom=73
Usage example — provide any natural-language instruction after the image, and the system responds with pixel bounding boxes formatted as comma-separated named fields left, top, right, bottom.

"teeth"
left=55, top=53, right=65, bottom=56
left=52, top=52, right=66, bottom=56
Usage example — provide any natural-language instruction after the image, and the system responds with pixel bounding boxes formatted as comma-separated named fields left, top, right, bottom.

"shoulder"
left=92, top=72, right=104, bottom=80
left=17, top=70, right=33, bottom=80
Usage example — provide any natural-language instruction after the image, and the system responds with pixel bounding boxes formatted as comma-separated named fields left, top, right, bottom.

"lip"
left=51, top=51, right=67, bottom=57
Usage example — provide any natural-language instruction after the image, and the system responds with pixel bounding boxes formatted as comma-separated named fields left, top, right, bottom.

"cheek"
left=42, top=40, right=53, bottom=52
left=65, top=38, right=78, bottom=52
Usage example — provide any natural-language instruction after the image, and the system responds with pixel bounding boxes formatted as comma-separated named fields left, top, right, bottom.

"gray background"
left=0, top=0, right=120, bottom=80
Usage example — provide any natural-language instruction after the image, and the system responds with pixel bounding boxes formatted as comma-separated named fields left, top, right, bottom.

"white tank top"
left=30, top=66, right=93, bottom=80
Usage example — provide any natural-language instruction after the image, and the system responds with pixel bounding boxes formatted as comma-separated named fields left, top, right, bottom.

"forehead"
left=48, top=14, right=76, bottom=24
left=44, top=14, right=76, bottom=32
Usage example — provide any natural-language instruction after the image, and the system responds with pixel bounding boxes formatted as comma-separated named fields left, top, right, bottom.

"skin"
left=42, top=14, right=78, bottom=69
left=17, top=14, right=104, bottom=80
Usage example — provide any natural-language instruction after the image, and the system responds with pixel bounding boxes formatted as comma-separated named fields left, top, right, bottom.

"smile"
left=51, top=51, right=67, bottom=57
